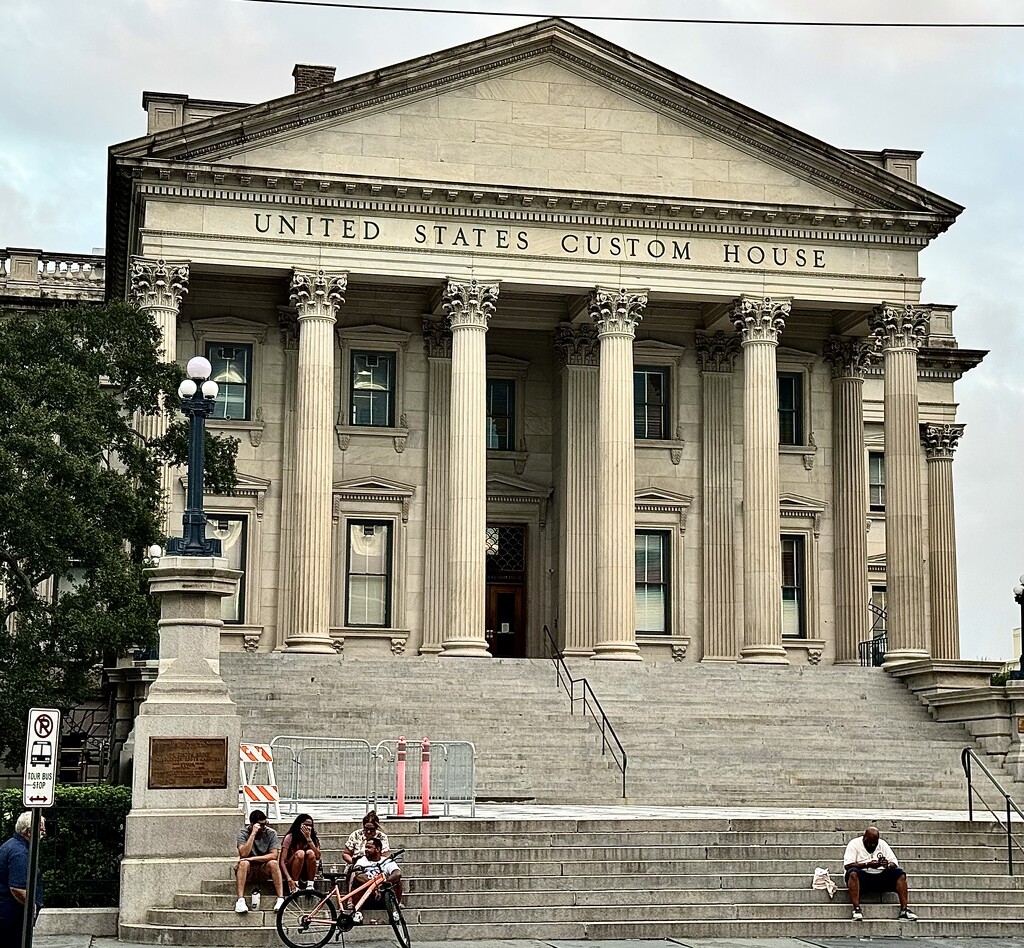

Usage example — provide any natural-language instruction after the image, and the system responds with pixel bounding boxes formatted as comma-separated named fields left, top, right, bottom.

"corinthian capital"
left=129, top=257, right=189, bottom=312
left=694, top=331, right=741, bottom=373
left=422, top=317, right=453, bottom=359
left=822, top=336, right=879, bottom=380
left=554, top=323, right=598, bottom=368
left=921, top=422, right=965, bottom=460
left=289, top=269, right=347, bottom=319
left=731, top=296, right=790, bottom=344
left=869, top=302, right=929, bottom=351
left=442, top=278, right=499, bottom=330
left=588, top=287, right=647, bottom=338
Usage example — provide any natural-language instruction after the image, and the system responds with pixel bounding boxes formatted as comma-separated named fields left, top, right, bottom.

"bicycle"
left=276, top=849, right=410, bottom=948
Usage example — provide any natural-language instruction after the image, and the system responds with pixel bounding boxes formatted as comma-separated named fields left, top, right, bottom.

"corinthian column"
left=286, top=269, right=347, bottom=653
left=824, top=337, right=878, bottom=664
left=130, top=257, right=189, bottom=530
left=696, top=331, right=741, bottom=661
left=441, top=279, right=498, bottom=659
left=922, top=422, right=966, bottom=660
left=732, top=296, right=791, bottom=664
left=591, top=287, right=647, bottom=661
left=869, top=303, right=930, bottom=665
left=420, top=318, right=452, bottom=655
left=555, top=323, right=600, bottom=656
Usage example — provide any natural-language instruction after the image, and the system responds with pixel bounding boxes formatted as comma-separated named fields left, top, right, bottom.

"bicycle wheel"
left=276, top=889, right=337, bottom=948
left=383, top=889, right=411, bottom=948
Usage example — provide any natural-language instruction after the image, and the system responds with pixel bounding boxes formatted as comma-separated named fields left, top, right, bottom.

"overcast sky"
left=2, top=0, right=1021, bottom=661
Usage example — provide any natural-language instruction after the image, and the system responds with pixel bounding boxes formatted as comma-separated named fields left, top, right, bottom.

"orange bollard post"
left=421, top=739, right=431, bottom=817
left=396, top=736, right=406, bottom=816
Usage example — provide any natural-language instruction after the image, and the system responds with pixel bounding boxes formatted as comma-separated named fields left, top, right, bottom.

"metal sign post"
left=21, top=708, right=60, bottom=948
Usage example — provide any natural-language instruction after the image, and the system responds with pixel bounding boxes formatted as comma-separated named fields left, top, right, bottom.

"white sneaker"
left=274, top=897, right=286, bottom=911
left=351, top=911, right=363, bottom=924
left=304, top=880, right=315, bottom=890
left=234, top=897, right=248, bottom=914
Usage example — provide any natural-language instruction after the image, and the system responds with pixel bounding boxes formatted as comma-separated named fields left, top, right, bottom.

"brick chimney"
left=292, top=64, right=337, bottom=94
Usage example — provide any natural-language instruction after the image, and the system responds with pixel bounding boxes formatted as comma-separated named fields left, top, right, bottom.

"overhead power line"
left=228, top=0, right=1024, bottom=28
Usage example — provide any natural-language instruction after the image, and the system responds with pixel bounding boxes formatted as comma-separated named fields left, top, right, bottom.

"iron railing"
left=961, top=747, right=1024, bottom=875
left=542, top=624, right=628, bottom=798
left=858, top=602, right=888, bottom=666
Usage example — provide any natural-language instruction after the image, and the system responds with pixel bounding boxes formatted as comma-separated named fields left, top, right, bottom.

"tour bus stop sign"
left=23, top=708, right=60, bottom=808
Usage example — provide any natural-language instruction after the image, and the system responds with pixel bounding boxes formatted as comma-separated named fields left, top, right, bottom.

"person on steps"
left=844, top=825, right=917, bottom=922
left=342, top=810, right=390, bottom=865
left=280, top=813, right=322, bottom=893
left=234, top=809, right=285, bottom=913
left=343, top=836, right=402, bottom=923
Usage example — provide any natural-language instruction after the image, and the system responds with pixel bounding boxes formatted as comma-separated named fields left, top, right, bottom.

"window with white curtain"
left=635, top=530, right=670, bottom=633
left=208, top=515, right=248, bottom=623
left=345, top=521, right=392, bottom=627
left=869, top=452, right=886, bottom=511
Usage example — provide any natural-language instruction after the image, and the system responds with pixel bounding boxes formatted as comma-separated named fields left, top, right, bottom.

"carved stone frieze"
left=129, top=257, right=189, bottom=312
left=553, top=322, right=599, bottom=367
left=422, top=317, right=453, bottom=358
left=289, top=269, right=348, bottom=318
left=921, top=422, right=965, bottom=460
left=868, top=302, right=929, bottom=351
left=822, top=336, right=879, bottom=379
left=588, top=287, right=647, bottom=337
left=694, top=330, right=740, bottom=373
left=730, top=296, right=790, bottom=343
left=442, top=278, right=499, bottom=329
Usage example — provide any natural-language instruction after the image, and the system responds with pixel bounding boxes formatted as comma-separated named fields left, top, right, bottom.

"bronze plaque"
left=1018, top=717, right=1024, bottom=735
left=148, top=737, right=229, bottom=790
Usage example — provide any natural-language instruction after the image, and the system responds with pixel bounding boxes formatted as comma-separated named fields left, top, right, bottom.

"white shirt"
left=844, top=836, right=899, bottom=874
left=354, top=854, right=398, bottom=879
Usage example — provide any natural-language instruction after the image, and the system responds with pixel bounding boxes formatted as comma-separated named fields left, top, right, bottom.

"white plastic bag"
left=812, top=866, right=837, bottom=898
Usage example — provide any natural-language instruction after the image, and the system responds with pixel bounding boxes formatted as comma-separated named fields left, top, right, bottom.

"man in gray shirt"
left=234, top=809, right=285, bottom=913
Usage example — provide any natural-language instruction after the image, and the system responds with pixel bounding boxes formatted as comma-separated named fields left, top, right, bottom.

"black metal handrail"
left=858, top=629, right=887, bottom=667
left=542, top=624, right=628, bottom=799
left=961, top=747, right=1024, bottom=875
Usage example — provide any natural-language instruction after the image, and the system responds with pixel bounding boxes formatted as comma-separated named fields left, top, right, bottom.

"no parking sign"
left=23, top=708, right=60, bottom=808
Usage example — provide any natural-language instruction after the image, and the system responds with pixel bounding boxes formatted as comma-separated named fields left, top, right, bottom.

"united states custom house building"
left=107, top=18, right=984, bottom=667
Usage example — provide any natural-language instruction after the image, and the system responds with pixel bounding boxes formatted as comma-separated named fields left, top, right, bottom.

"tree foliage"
left=0, top=300, right=237, bottom=765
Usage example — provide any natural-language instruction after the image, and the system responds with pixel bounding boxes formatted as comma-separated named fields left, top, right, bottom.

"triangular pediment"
left=113, top=20, right=959, bottom=218
left=332, top=477, right=415, bottom=498
left=486, top=474, right=551, bottom=501
left=780, top=492, right=827, bottom=514
left=635, top=488, right=693, bottom=509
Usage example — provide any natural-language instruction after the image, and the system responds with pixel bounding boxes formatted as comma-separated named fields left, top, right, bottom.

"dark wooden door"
left=486, top=584, right=525, bottom=658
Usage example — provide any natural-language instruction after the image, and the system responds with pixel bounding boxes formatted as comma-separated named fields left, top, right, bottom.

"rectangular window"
left=870, top=585, right=887, bottom=636
left=350, top=351, right=396, bottom=427
left=869, top=452, right=886, bottom=511
left=209, top=515, right=248, bottom=623
left=781, top=534, right=806, bottom=638
left=777, top=372, right=804, bottom=446
left=486, top=378, right=516, bottom=451
left=206, top=343, right=253, bottom=421
left=345, top=520, right=392, bottom=627
left=633, top=367, right=669, bottom=440
left=635, top=530, right=670, bottom=634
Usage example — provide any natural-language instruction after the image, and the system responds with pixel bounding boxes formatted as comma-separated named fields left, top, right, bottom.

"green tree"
left=0, top=300, right=237, bottom=765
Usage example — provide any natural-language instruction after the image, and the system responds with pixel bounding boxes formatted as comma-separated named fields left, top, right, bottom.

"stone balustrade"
left=1, top=247, right=106, bottom=299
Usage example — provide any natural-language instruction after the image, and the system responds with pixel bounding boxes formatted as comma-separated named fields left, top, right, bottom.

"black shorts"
left=845, top=865, right=906, bottom=893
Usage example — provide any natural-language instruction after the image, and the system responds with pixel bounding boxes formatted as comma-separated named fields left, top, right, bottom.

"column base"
left=562, top=647, right=596, bottom=658
left=739, top=645, right=790, bottom=665
left=701, top=655, right=739, bottom=663
left=284, top=634, right=338, bottom=654
left=591, top=643, right=642, bottom=662
left=418, top=644, right=443, bottom=656
left=882, top=648, right=930, bottom=670
left=440, top=639, right=492, bottom=659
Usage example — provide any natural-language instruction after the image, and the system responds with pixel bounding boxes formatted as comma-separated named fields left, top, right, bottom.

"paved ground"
left=34, top=938, right=1024, bottom=948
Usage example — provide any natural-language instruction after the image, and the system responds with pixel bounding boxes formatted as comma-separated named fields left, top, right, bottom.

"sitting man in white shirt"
left=844, top=825, right=917, bottom=922
left=343, top=836, right=403, bottom=923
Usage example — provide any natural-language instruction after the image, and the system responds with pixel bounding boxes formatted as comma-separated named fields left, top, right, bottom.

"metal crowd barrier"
left=269, top=735, right=476, bottom=817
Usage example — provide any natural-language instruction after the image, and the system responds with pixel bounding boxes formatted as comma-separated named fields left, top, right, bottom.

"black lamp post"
left=165, top=356, right=222, bottom=557
left=1010, top=576, right=1024, bottom=681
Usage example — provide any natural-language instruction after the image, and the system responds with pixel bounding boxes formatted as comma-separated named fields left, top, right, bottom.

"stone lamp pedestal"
left=119, top=556, right=242, bottom=928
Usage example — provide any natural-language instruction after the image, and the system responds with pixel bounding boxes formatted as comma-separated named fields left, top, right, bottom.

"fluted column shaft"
left=274, top=317, right=301, bottom=648
left=130, top=257, right=190, bottom=531
left=420, top=320, right=452, bottom=654
left=287, top=269, right=347, bottom=653
left=923, top=423, right=965, bottom=660
left=825, top=338, right=877, bottom=664
left=441, top=280, right=498, bottom=659
left=591, top=288, right=647, bottom=661
left=696, top=332, right=740, bottom=661
left=555, top=324, right=600, bottom=655
left=733, top=297, right=791, bottom=664
left=870, top=304, right=930, bottom=664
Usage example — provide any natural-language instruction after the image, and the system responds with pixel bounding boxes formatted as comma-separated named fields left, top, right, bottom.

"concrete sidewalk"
left=33, top=937, right=1024, bottom=948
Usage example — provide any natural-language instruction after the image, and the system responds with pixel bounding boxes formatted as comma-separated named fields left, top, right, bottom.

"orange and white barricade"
left=239, top=742, right=280, bottom=820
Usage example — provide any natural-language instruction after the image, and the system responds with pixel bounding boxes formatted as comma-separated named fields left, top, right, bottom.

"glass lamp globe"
left=201, top=379, right=219, bottom=398
left=178, top=378, right=198, bottom=399
left=148, top=544, right=163, bottom=559
left=185, top=356, right=212, bottom=380
left=1014, top=584, right=1024, bottom=598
